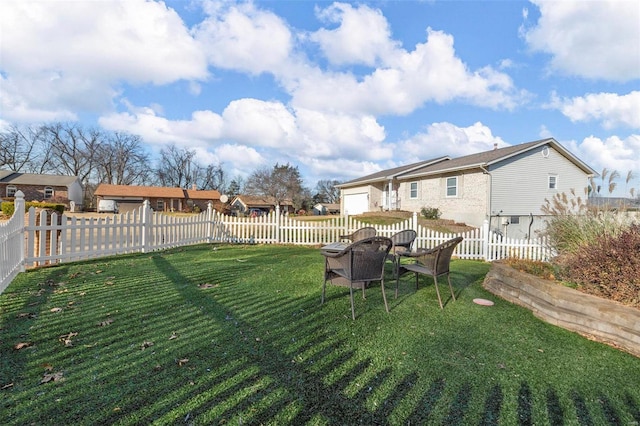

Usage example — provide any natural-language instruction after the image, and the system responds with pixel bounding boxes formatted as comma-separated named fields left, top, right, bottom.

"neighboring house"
left=0, top=170, right=83, bottom=210
left=588, top=196, right=640, bottom=211
left=337, top=138, right=597, bottom=239
left=94, top=184, right=222, bottom=213
left=229, top=195, right=295, bottom=216
left=312, top=202, right=340, bottom=215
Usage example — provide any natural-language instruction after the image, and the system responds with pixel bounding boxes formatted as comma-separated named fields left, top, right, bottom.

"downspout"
left=388, top=178, right=393, bottom=211
left=480, top=165, right=492, bottom=231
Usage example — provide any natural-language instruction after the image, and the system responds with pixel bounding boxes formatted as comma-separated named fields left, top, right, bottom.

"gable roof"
left=94, top=184, right=220, bottom=200
left=339, top=139, right=596, bottom=186
left=337, top=157, right=449, bottom=188
left=403, top=138, right=596, bottom=178
left=0, top=170, right=80, bottom=186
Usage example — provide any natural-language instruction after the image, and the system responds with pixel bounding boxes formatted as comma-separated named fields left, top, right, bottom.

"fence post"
left=412, top=211, right=418, bottom=234
left=275, top=205, right=280, bottom=243
left=206, top=201, right=213, bottom=243
left=15, top=191, right=26, bottom=273
left=141, top=200, right=152, bottom=253
left=482, top=219, right=490, bottom=261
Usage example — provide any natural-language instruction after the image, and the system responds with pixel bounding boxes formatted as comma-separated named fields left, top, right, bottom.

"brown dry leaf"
left=105, top=281, right=114, bottom=286
left=50, top=307, right=63, bottom=313
left=40, top=371, right=64, bottom=384
left=198, top=283, right=217, bottom=289
left=14, top=342, right=32, bottom=350
left=1, top=383, right=14, bottom=390
left=169, top=332, right=178, bottom=340
left=141, top=341, right=154, bottom=350
left=42, top=363, right=53, bottom=371
left=59, top=332, right=78, bottom=347
left=95, top=270, right=103, bottom=274
left=177, top=358, right=189, bottom=366
left=98, top=318, right=114, bottom=327
left=16, top=312, right=37, bottom=319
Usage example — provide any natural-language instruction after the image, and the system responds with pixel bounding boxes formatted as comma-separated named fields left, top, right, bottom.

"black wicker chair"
left=339, top=226, right=377, bottom=242
left=395, top=236, right=463, bottom=309
left=321, top=236, right=393, bottom=319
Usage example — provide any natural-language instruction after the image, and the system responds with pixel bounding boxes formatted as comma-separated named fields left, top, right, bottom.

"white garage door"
left=343, top=193, right=368, bottom=215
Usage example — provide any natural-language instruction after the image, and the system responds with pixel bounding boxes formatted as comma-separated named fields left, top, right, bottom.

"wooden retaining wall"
left=483, top=261, right=640, bottom=358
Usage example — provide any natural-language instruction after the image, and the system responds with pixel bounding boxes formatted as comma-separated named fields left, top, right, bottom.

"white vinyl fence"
left=0, top=191, right=551, bottom=293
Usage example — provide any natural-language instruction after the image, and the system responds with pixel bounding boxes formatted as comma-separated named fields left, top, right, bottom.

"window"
left=510, top=216, right=520, bottom=225
left=548, top=175, right=558, bottom=190
left=446, top=177, right=457, bottom=197
left=157, top=200, right=165, bottom=211
left=44, top=186, right=54, bottom=199
left=6, top=185, right=17, bottom=197
left=410, top=182, right=418, bottom=199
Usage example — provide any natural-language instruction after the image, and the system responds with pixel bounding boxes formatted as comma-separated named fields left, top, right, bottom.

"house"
left=229, top=195, right=295, bottom=216
left=0, top=170, right=83, bottom=210
left=94, top=184, right=222, bottom=213
left=337, top=138, right=597, bottom=239
left=312, top=202, right=340, bottom=215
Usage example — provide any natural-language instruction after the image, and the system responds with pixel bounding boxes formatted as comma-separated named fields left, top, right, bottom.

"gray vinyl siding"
left=489, top=144, right=590, bottom=216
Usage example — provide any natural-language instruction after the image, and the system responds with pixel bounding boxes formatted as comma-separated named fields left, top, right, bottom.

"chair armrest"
left=398, top=247, right=436, bottom=258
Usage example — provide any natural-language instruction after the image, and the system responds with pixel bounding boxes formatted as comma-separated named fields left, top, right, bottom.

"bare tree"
left=155, top=144, right=198, bottom=188
left=95, top=132, right=150, bottom=185
left=197, top=163, right=227, bottom=191
left=0, top=124, right=48, bottom=172
left=314, top=179, right=341, bottom=203
left=245, top=163, right=306, bottom=209
left=41, top=122, right=102, bottom=184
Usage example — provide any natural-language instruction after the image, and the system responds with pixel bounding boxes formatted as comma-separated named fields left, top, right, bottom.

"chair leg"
left=350, top=283, right=356, bottom=320
left=381, top=278, right=389, bottom=313
left=447, top=273, right=456, bottom=302
left=433, top=275, right=444, bottom=309
left=321, top=278, right=327, bottom=304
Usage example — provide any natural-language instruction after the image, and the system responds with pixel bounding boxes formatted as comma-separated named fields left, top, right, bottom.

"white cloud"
left=397, top=122, right=507, bottom=163
left=99, top=104, right=224, bottom=148
left=294, top=28, right=526, bottom=115
left=195, top=1, right=293, bottom=75
left=549, top=91, right=640, bottom=130
left=579, top=135, right=640, bottom=174
left=221, top=99, right=297, bottom=148
left=524, top=0, right=640, bottom=81
left=0, top=0, right=207, bottom=122
left=310, top=3, right=400, bottom=67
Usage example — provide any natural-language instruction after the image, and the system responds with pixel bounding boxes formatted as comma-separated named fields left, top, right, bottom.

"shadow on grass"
left=2, top=247, right=639, bottom=425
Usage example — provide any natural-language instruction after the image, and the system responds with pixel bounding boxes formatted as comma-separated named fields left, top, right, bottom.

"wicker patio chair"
left=321, top=236, right=393, bottom=320
left=339, top=226, right=377, bottom=242
left=390, top=229, right=417, bottom=256
left=395, top=236, right=463, bottom=309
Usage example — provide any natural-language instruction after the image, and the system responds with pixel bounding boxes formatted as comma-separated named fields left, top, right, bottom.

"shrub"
left=1, top=201, right=65, bottom=217
left=420, top=206, right=441, bottom=220
left=557, top=224, right=640, bottom=308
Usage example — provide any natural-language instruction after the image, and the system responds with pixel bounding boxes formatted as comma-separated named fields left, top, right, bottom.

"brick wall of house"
left=1, top=184, right=69, bottom=204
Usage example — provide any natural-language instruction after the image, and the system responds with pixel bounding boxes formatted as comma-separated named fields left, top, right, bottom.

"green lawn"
left=1, top=244, right=639, bottom=425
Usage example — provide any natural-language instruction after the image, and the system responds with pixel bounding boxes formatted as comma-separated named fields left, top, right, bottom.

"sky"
left=1, top=0, right=639, bottom=197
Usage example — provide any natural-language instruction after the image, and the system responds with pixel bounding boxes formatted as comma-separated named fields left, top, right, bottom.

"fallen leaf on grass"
left=50, top=307, right=63, bottom=313
left=198, top=283, right=217, bottom=289
left=141, top=341, right=154, bottom=350
left=16, top=312, right=37, bottom=319
left=59, top=332, right=78, bottom=347
left=40, top=371, right=64, bottom=384
left=169, top=332, right=178, bottom=340
left=98, top=318, right=114, bottom=327
left=177, top=358, right=189, bottom=366
left=14, top=342, right=32, bottom=350
left=1, top=383, right=14, bottom=390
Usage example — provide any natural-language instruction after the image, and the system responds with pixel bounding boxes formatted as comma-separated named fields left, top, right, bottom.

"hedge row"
left=0, top=201, right=66, bottom=217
